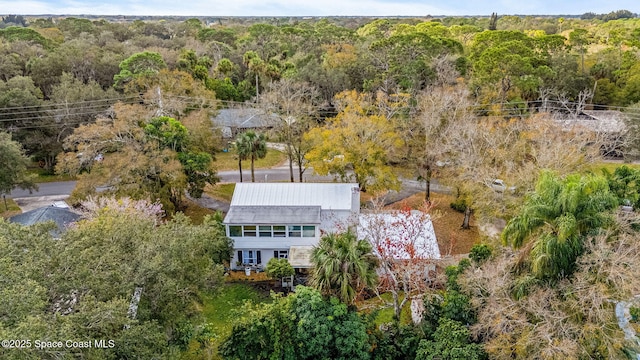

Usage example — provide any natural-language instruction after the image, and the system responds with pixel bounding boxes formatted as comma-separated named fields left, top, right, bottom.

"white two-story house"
left=224, top=183, right=360, bottom=270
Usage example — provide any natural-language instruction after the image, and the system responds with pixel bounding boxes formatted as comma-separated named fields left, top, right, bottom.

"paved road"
left=218, top=164, right=332, bottom=183
left=10, top=181, right=77, bottom=198
left=9, top=166, right=448, bottom=212
left=219, top=164, right=448, bottom=192
left=9, top=181, right=77, bottom=212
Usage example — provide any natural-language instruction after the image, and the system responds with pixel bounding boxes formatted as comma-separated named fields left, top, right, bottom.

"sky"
left=0, top=0, right=638, bottom=17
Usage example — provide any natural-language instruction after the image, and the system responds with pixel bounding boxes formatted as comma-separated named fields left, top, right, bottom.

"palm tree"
left=310, top=231, right=378, bottom=305
left=241, top=130, right=267, bottom=183
left=502, top=171, right=617, bottom=280
left=234, top=133, right=249, bottom=182
left=243, top=51, right=266, bottom=99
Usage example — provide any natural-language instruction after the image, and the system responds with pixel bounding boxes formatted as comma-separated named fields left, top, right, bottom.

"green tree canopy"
left=0, top=131, right=37, bottom=198
left=0, top=26, right=50, bottom=48
left=415, top=318, right=487, bottom=360
left=0, top=197, right=232, bottom=359
left=144, top=116, right=189, bottom=152
left=177, top=151, right=218, bottom=198
left=219, top=286, right=370, bottom=360
left=113, top=51, right=166, bottom=89
left=57, top=106, right=218, bottom=210
left=56, top=104, right=186, bottom=212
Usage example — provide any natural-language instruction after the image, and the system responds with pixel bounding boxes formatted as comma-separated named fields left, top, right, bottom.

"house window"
left=274, top=250, right=288, bottom=259
left=229, top=226, right=242, bottom=237
left=230, top=225, right=315, bottom=238
left=241, top=250, right=262, bottom=265
left=288, top=225, right=301, bottom=237
left=243, top=225, right=256, bottom=237
left=303, top=225, right=315, bottom=237
left=259, top=225, right=272, bottom=237
left=273, top=225, right=286, bottom=237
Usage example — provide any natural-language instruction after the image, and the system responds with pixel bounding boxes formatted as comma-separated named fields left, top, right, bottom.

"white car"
left=490, top=179, right=516, bottom=193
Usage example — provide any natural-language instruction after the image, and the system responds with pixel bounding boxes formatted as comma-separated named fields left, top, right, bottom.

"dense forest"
left=1, top=11, right=640, bottom=359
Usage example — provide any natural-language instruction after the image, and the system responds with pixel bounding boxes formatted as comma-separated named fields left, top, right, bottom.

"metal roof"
left=224, top=206, right=321, bottom=224
left=211, top=108, right=277, bottom=129
left=230, top=183, right=359, bottom=210
left=358, top=211, right=440, bottom=260
left=554, top=110, right=627, bottom=133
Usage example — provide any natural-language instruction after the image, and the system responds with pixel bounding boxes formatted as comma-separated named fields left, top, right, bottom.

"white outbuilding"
left=358, top=210, right=440, bottom=261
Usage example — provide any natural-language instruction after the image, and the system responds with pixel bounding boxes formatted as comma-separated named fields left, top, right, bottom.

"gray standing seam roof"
left=224, top=206, right=321, bottom=224
left=230, top=183, right=358, bottom=210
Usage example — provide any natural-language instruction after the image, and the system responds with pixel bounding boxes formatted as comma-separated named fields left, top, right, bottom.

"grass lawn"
left=215, top=149, right=286, bottom=172
left=357, top=292, right=413, bottom=325
left=0, top=197, right=21, bottom=218
left=179, top=199, right=219, bottom=224
left=185, top=283, right=271, bottom=359
left=204, top=183, right=236, bottom=203
left=27, top=164, right=76, bottom=183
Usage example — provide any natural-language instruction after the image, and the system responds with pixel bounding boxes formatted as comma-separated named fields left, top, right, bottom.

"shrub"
left=469, top=244, right=492, bottom=265
left=450, top=197, right=467, bottom=213
left=631, top=306, right=639, bottom=322
left=445, top=259, right=470, bottom=291
left=265, top=258, right=294, bottom=280
left=510, top=275, right=539, bottom=301
left=415, top=318, right=486, bottom=360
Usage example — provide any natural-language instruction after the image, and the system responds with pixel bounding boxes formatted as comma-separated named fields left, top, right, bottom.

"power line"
left=0, top=102, right=139, bottom=123
left=2, top=94, right=640, bottom=130
left=2, top=90, right=639, bottom=115
left=0, top=97, right=141, bottom=123
left=7, top=119, right=113, bottom=131
left=0, top=95, right=139, bottom=112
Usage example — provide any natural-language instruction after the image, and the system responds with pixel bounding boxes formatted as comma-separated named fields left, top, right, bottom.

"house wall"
left=232, top=248, right=290, bottom=270
left=228, top=224, right=319, bottom=270
left=320, top=209, right=358, bottom=234
left=227, top=209, right=359, bottom=270
left=232, top=232, right=319, bottom=249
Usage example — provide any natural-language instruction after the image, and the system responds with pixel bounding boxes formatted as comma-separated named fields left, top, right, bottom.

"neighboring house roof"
left=229, top=183, right=359, bottom=211
left=9, top=206, right=81, bottom=237
left=554, top=110, right=627, bottom=133
left=225, top=205, right=321, bottom=224
left=358, top=211, right=440, bottom=260
left=212, top=108, right=277, bottom=137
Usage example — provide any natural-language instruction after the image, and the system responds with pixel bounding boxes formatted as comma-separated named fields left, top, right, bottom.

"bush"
left=369, top=322, right=423, bottom=360
left=265, top=258, right=294, bottom=279
left=469, top=244, right=492, bottom=265
left=415, top=318, right=487, bottom=360
left=510, top=275, right=539, bottom=301
left=631, top=306, right=639, bottom=322
left=220, top=286, right=371, bottom=360
left=450, top=197, right=467, bottom=213
left=445, top=259, right=471, bottom=291
left=440, top=290, right=476, bottom=325
left=425, top=290, right=475, bottom=326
